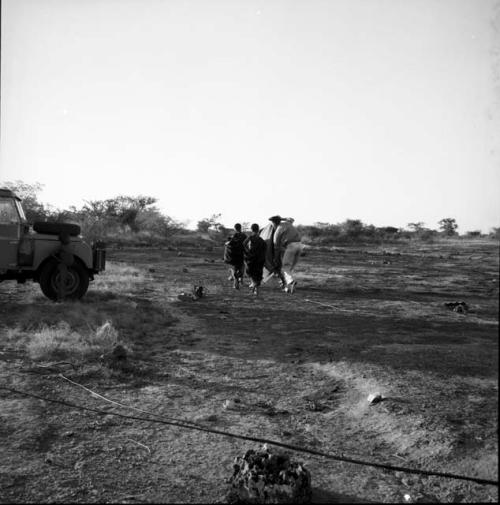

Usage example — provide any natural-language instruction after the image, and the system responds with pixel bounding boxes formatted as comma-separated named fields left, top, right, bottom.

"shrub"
left=419, top=229, right=438, bottom=241
left=489, top=227, right=500, bottom=240
left=27, top=320, right=122, bottom=362
left=465, top=230, right=482, bottom=238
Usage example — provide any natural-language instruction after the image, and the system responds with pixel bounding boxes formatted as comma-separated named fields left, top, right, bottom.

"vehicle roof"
left=0, top=188, right=20, bottom=200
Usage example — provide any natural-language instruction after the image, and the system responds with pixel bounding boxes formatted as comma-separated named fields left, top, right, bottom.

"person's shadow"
left=312, top=487, right=373, bottom=503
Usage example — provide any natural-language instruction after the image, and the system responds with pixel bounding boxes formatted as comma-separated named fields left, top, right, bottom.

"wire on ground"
left=1, top=384, right=497, bottom=487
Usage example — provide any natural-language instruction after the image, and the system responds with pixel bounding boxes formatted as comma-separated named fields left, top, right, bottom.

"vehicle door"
left=0, top=197, right=21, bottom=269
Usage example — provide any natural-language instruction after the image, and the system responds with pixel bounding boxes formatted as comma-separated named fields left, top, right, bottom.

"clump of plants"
left=227, top=446, right=312, bottom=504
left=26, top=320, right=125, bottom=363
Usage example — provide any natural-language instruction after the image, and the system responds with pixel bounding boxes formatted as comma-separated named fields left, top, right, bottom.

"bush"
left=465, top=230, right=482, bottom=238
left=419, top=229, right=438, bottom=241
left=298, top=220, right=405, bottom=245
left=489, top=227, right=500, bottom=240
left=27, top=320, right=123, bottom=362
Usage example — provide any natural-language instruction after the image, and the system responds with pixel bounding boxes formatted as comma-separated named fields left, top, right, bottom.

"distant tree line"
left=297, top=217, right=499, bottom=244
left=2, top=181, right=499, bottom=244
left=2, top=181, right=185, bottom=244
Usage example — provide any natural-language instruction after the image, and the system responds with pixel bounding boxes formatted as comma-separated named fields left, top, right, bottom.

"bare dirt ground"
left=0, top=238, right=498, bottom=503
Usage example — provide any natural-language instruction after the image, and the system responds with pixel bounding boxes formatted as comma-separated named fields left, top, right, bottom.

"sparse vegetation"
left=26, top=320, right=122, bottom=362
left=0, top=235, right=498, bottom=503
left=3, top=181, right=497, bottom=248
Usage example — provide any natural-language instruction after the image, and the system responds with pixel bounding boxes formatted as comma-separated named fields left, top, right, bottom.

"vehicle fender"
left=31, top=235, right=93, bottom=271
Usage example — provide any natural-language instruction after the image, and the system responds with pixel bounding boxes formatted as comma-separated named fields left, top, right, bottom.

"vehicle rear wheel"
left=39, top=258, right=90, bottom=301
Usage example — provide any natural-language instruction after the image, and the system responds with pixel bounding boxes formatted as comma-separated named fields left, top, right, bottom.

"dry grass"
left=26, top=320, right=124, bottom=362
left=92, top=261, right=151, bottom=293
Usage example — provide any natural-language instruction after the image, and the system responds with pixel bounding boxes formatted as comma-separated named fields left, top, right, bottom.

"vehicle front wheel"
left=39, top=258, right=90, bottom=301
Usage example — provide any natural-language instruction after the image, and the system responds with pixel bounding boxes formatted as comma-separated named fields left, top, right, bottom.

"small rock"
left=305, top=400, right=326, bottom=412
left=223, top=399, right=236, bottom=410
left=444, top=301, right=469, bottom=314
left=177, top=251, right=183, bottom=256
left=64, top=431, right=74, bottom=437
left=192, top=285, right=204, bottom=299
left=367, top=393, right=383, bottom=405
left=148, top=267, right=156, bottom=273
left=182, top=267, right=189, bottom=273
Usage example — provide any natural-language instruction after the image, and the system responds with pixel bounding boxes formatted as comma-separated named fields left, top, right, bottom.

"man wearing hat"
left=271, top=215, right=303, bottom=293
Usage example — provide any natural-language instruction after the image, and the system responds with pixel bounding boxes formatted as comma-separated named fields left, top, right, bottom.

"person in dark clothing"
left=232, top=223, right=247, bottom=244
left=243, top=223, right=267, bottom=295
left=223, top=223, right=247, bottom=289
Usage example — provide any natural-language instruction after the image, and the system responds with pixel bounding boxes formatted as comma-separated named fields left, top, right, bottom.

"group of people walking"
left=223, top=215, right=303, bottom=295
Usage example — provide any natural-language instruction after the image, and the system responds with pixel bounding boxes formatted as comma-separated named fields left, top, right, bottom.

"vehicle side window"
left=0, top=198, right=19, bottom=224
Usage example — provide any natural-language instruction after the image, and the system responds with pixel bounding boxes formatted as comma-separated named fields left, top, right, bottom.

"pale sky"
left=1, top=0, right=499, bottom=232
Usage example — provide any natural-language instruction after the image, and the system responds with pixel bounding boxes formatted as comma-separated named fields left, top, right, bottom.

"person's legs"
left=234, top=263, right=244, bottom=289
left=262, top=267, right=274, bottom=284
left=289, top=243, right=303, bottom=272
left=229, top=265, right=240, bottom=288
left=281, top=242, right=302, bottom=289
left=251, top=261, right=265, bottom=295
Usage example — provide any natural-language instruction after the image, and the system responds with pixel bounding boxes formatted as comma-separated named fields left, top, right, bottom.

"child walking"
left=243, top=223, right=267, bottom=295
left=223, top=224, right=246, bottom=289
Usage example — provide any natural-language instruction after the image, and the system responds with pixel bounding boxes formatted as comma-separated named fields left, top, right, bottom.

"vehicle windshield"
left=0, top=197, right=19, bottom=224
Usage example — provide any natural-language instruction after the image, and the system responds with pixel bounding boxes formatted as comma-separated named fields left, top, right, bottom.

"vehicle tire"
left=39, top=258, right=90, bottom=301
left=33, top=222, right=81, bottom=236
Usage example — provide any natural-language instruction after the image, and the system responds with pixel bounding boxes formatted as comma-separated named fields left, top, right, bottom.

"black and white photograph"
left=0, top=0, right=498, bottom=503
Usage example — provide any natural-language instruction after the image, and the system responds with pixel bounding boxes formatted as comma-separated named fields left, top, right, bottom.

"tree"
left=135, top=207, right=182, bottom=236
left=407, top=222, right=425, bottom=233
left=197, top=213, right=223, bottom=233
left=438, top=218, right=458, bottom=236
left=340, top=219, right=364, bottom=238
left=83, top=195, right=157, bottom=232
left=378, top=226, right=399, bottom=235
left=489, top=227, right=500, bottom=240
